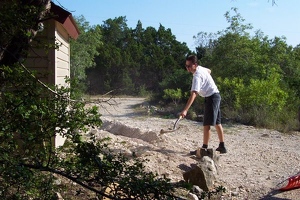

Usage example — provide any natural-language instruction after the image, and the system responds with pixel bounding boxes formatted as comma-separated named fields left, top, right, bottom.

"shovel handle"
left=173, top=116, right=182, bottom=130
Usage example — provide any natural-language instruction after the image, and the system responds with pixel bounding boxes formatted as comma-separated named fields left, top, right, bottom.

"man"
left=180, top=55, right=227, bottom=154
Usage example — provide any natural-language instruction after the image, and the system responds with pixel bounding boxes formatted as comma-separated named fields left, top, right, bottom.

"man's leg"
left=190, top=125, right=211, bottom=155
left=215, top=123, right=227, bottom=153
left=203, top=125, right=211, bottom=146
left=215, top=124, right=224, bottom=142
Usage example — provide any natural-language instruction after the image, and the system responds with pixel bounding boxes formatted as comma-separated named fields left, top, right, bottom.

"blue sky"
left=53, top=0, right=300, bottom=51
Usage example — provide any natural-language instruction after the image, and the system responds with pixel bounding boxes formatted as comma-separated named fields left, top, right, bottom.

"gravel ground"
left=90, top=97, right=300, bottom=199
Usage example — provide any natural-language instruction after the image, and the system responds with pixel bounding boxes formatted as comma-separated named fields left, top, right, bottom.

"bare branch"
left=19, top=162, right=117, bottom=200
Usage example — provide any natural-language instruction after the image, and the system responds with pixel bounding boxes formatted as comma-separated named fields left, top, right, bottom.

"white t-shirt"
left=191, top=66, right=219, bottom=97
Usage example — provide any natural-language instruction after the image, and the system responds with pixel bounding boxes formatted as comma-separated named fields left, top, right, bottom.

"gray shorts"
left=203, top=93, right=221, bottom=126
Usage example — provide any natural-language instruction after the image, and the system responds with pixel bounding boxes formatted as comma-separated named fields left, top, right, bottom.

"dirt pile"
left=93, top=97, right=300, bottom=199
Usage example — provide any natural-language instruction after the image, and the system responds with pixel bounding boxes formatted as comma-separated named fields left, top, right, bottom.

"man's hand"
left=180, top=110, right=187, bottom=118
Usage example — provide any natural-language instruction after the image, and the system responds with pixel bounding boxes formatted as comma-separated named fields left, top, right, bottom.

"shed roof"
left=50, top=2, right=80, bottom=40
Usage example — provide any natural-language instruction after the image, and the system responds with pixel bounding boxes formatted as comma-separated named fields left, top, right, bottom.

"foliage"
left=137, top=84, right=150, bottom=97
left=70, top=16, right=102, bottom=95
left=70, top=16, right=102, bottom=80
left=159, top=68, right=191, bottom=94
left=193, top=8, right=300, bottom=131
left=85, top=16, right=190, bottom=96
left=0, top=0, right=50, bottom=66
left=0, top=2, right=181, bottom=199
left=3, top=0, right=298, bottom=199
left=163, top=88, right=182, bottom=105
left=216, top=77, right=243, bottom=111
left=73, top=6, right=300, bottom=131
left=0, top=63, right=179, bottom=199
left=65, top=3, right=300, bottom=131
left=235, top=70, right=287, bottom=112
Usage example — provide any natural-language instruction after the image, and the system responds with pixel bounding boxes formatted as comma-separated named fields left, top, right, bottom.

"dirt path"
left=94, top=97, right=300, bottom=199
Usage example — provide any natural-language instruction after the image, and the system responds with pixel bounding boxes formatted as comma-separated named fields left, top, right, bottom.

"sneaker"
left=190, top=150, right=197, bottom=155
left=216, top=146, right=227, bottom=154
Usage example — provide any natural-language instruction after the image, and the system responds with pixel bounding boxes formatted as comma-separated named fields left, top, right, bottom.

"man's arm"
left=180, top=91, right=197, bottom=117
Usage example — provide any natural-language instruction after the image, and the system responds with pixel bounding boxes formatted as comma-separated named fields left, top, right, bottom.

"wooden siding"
left=22, top=3, right=79, bottom=149
left=25, top=20, right=55, bottom=84
left=24, top=19, right=68, bottom=148
left=54, top=21, right=70, bottom=87
left=25, top=19, right=73, bottom=148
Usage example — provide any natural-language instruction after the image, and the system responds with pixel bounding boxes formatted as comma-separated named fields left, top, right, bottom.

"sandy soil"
left=91, top=97, right=300, bottom=199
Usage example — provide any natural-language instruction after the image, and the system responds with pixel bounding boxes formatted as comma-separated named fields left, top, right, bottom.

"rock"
left=261, top=133, right=270, bottom=137
left=55, top=192, right=64, bottom=200
left=192, top=185, right=203, bottom=194
left=183, top=156, right=218, bottom=191
left=187, top=192, right=199, bottom=200
left=196, top=148, right=212, bottom=158
left=53, top=178, right=62, bottom=185
left=231, top=191, right=239, bottom=196
left=195, top=148, right=219, bottom=164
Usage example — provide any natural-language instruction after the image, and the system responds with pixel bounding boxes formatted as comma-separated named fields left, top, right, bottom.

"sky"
left=53, top=0, right=300, bottom=51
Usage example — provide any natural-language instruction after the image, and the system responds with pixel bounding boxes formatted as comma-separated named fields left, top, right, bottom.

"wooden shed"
left=25, top=2, right=79, bottom=147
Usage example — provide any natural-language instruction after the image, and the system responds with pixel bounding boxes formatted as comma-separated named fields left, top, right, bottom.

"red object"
left=278, top=174, right=300, bottom=191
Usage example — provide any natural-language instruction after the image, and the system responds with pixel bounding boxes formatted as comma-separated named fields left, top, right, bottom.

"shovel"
left=160, top=116, right=182, bottom=134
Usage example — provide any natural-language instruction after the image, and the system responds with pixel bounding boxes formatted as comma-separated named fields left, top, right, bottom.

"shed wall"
left=25, top=19, right=72, bottom=148
left=25, top=19, right=55, bottom=84
left=54, top=21, right=70, bottom=88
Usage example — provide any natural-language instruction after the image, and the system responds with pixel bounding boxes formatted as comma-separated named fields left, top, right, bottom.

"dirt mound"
left=95, top=97, right=300, bottom=199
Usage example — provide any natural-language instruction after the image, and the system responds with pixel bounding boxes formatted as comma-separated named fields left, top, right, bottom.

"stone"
left=55, top=192, right=64, bottom=200
left=192, top=185, right=203, bottom=194
left=187, top=192, right=199, bottom=200
left=195, top=148, right=219, bottom=164
left=183, top=156, right=218, bottom=191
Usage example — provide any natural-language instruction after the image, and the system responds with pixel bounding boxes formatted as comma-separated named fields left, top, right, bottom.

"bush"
left=162, top=88, right=182, bottom=105
left=0, top=64, right=179, bottom=199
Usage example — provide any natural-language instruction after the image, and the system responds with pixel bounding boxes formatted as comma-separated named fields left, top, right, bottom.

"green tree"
left=163, top=88, right=183, bottom=105
left=0, top=2, right=180, bottom=199
left=90, top=17, right=189, bottom=96
left=89, top=17, right=129, bottom=94
left=287, top=45, right=300, bottom=96
left=193, top=8, right=300, bottom=130
left=70, top=16, right=102, bottom=83
left=139, top=24, right=189, bottom=94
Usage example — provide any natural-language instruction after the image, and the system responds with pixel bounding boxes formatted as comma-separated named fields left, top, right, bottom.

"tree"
left=70, top=16, right=102, bottom=83
left=287, top=45, right=300, bottom=97
left=193, top=8, right=300, bottom=131
left=0, top=2, right=180, bottom=199
left=89, top=17, right=189, bottom=96
left=89, top=17, right=129, bottom=94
